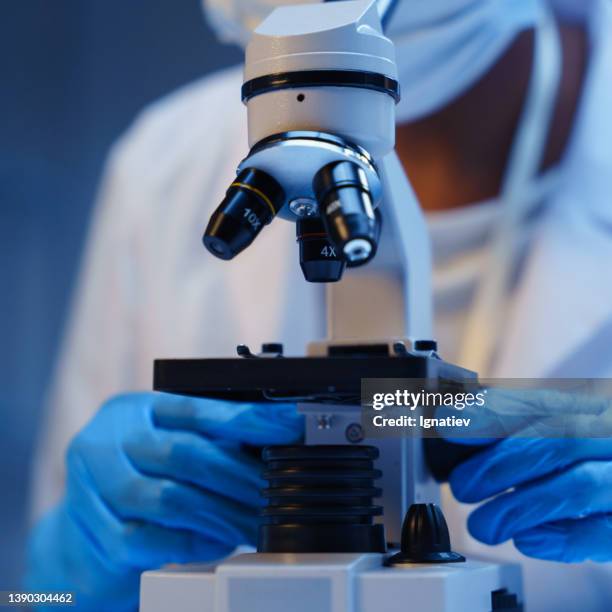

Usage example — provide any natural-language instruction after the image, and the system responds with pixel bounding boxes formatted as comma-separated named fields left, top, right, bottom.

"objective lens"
left=297, top=217, right=346, bottom=283
left=203, top=168, right=285, bottom=260
left=313, top=161, right=379, bottom=266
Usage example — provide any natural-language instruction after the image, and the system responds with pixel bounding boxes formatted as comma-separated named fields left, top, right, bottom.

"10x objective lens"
left=313, top=161, right=379, bottom=266
left=204, top=168, right=285, bottom=260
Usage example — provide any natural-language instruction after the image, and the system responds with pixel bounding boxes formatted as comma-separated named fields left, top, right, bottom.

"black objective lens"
left=204, top=168, right=285, bottom=260
left=313, top=160, right=379, bottom=267
left=297, top=217, right=346, bottom=283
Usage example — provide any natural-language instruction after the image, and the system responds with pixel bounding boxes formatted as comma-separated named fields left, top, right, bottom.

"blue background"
left=0, top=0, right=240, bottom=589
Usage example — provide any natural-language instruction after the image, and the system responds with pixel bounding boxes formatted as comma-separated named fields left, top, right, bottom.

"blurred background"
left=0, top=0, right=240, bottom=589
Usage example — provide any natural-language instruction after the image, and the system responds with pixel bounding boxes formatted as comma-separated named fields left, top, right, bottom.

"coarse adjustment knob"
left=388, top=503, right=465, bottom=565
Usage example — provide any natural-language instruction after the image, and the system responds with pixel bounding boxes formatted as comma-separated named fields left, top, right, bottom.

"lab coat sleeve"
left=29, top=134, right=143, bottom=522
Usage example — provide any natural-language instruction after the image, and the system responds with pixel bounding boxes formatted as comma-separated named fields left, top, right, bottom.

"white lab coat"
left=32, top=1, right=612, bottom=610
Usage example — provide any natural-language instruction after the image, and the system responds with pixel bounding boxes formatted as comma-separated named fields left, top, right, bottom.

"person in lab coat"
left=26, top=1, right=612, bottom=611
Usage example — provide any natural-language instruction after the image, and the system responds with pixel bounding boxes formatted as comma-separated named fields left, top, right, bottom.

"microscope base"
left=140, top=552, right=522, bottom=612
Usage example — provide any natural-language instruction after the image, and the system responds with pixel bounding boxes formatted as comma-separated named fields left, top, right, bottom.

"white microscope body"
left=141, top=1, right=523, bottom=610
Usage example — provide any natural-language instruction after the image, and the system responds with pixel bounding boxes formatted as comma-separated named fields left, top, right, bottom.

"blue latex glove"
left=26, top=392, right=303, bottom=611
left=446, top=387, right=612, bottom=563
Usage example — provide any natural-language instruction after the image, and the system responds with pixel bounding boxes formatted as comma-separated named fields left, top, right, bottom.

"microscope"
left=140, top=1, right=523, bottom=610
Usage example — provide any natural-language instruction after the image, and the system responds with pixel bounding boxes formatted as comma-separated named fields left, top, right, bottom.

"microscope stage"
left=153, top=353, right=472, bottom=402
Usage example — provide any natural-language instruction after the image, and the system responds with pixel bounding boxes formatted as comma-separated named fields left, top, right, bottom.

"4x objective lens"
left=297, top=217, right=346, bottom=283
left=203, top=168, right=285, bottom=260
left=313, top=160, right=379, bottom=266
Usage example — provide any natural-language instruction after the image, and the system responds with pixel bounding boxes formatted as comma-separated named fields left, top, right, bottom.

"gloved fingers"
left=439, top=387, right=610, bottom=441
left=466, top=460, right=612, bottom=545
left=67, top=429, right=254, bottom=570
left=66, top=469, right=233, bottom=569
left=103, top=470, right=260, bottom=546
left=65, top=462, right=179, bottom=570
left=151, top=393, right=304, bottom=445
left=480, top=387, right=608, bottom=418
left=513, top=515, right=612, bottom=563
left=125, top=428, right=265, bottom=507
left=72, top=435, right=259, bottom=546
left=450, top=437, right=612, bottom=503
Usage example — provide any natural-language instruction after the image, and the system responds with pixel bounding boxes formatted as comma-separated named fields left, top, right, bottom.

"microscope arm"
left=379, top=151, right=433, bottom=342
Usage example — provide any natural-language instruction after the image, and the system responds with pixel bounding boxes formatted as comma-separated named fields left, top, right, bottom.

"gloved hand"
left=26, top=392, right=303, bottom=611
left=445, top=387, right=612, bottom=563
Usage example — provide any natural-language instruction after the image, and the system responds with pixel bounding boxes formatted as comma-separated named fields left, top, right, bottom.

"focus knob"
left=388, top=503, right=465, bottom=565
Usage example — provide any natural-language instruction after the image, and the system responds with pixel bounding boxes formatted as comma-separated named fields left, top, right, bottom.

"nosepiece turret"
left=203, top=0, right=399, bottom=282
